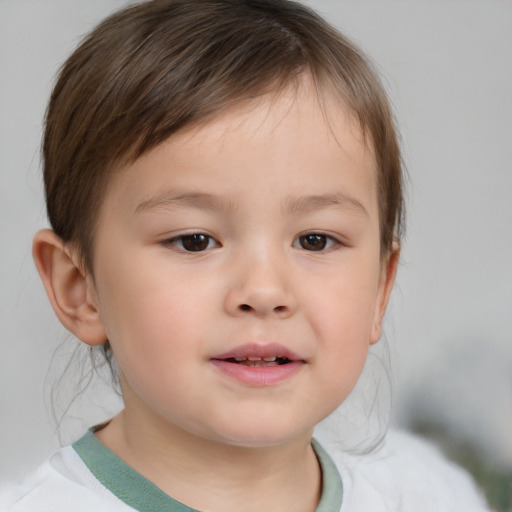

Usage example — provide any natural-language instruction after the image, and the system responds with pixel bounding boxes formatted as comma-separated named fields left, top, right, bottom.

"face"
left=87, top=82, right=395, bottom=448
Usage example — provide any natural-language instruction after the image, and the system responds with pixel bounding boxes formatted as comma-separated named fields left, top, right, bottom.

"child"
left=0, top=0, right=491, bottom=510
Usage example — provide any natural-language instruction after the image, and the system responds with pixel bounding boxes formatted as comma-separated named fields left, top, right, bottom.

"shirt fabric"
left=0, top=429, right=491, bottom=512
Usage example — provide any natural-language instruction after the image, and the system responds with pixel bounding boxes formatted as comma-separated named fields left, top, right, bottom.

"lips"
left=210, top=343, right=305, bottom=386
left=211, top=343, right=303, bottom=366
left=226, top=356, right=288, bottom=367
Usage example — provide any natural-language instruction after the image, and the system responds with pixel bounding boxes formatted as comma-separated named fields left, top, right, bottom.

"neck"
left=96, top=409, right=322, bottom=512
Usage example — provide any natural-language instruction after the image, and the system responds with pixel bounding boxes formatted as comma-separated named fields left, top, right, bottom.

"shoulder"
left=316, top=429, right=491, bottom=512
left=0, top=445, right=134, bottom=512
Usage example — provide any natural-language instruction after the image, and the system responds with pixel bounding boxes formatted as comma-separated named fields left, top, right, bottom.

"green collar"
left=73, top=431, right=342, bottom=511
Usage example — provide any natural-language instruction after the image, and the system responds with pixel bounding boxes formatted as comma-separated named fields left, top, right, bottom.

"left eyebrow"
left=284, top=193, right=369, bottom=217
left=134, top=191, right=238, bottom=215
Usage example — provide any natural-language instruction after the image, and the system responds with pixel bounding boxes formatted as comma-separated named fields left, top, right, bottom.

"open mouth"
left=221, top=356, right=292, bottom=367
left=210, top=345, right=303, bottom=385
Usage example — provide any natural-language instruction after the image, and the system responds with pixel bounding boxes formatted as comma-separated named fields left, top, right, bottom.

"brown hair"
left=43, top=0, right=404, bottom=273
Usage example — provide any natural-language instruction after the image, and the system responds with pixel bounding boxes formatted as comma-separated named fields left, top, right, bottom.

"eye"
left=294, top=233, right=338, bottom=251
left=170, top=233, right=218, bottom=252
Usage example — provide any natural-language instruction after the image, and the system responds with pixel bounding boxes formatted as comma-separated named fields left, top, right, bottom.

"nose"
left=223, top=251, right=298, bottom=319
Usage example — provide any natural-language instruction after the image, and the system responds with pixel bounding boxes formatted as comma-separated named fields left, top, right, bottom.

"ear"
left=369, top=242, right=400, bottom=344
left=32, top=229, right=107, bottom=346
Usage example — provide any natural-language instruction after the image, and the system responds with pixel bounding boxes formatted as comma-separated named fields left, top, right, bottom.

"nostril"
left=235, top=303, right=291, bottom=315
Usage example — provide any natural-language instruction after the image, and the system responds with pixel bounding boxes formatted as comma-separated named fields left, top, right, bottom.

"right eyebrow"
left=134, top=191, right=238, bottom=215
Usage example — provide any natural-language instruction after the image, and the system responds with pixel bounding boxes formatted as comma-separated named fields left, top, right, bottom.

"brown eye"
left=298, top=234, right=327, bottom=251
left=176, top=234, right=214, bottom=252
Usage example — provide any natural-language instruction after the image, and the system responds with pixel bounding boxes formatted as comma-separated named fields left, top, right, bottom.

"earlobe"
left=370, top=242, right=400, bottom=344
left=32, top=229, right=107, bottom=346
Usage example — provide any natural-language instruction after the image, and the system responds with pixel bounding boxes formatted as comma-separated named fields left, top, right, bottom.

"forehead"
left=175, top=80, right=370, bottom=156
left=103, top=81, right=378, bottom=219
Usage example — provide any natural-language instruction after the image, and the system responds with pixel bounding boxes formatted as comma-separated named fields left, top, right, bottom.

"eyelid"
left=293, top=231, right=345, bottom=251
left=162, top=231, right=221, bottom=252
left=160, top=230, right=347, bottom=252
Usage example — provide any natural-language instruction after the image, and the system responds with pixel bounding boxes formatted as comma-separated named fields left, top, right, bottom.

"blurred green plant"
left=410, top=421, right=512, bottom=512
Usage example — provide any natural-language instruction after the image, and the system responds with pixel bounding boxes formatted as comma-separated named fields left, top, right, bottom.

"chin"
left=203, top=421, right=315, bottom=449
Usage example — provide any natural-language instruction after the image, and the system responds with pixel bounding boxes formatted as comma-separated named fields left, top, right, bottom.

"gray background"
left=1, top=0, right=511, bottom=482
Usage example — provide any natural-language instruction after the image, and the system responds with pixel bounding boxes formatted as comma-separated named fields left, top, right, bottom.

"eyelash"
left=166, top=233, right=220, bottom=252
left=293, top=232, right=341, bottom=252
left=165, top=232, right=341, bottom=253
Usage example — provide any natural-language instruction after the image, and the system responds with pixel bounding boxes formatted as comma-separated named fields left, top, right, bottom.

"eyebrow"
left=284, top=193, right=368, bottom=217
left=135, top=192, right=238, bottom=215
left=135, top=190, right=368, bottom=217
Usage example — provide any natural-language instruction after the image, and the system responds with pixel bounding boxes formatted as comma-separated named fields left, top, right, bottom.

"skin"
left=34, top=80, right=398, bottom=512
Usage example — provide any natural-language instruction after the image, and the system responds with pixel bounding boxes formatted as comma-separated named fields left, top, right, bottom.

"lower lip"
left=210, top=360, right=304, bottom=386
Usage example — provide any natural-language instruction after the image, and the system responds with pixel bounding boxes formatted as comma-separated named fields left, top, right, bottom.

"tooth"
left=263, top=356, right=277, bottom=362
left=247, top=356, right=262, bottom=361
left=234, top=357, right=246, bottom=362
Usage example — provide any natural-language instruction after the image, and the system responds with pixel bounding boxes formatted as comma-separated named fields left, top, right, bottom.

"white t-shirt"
left=318, top=429, right=491, bottom=512
left=0, top=429, right=491, bottom=512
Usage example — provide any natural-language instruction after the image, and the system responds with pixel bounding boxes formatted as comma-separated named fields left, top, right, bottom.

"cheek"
left=307, top=266, right=380, bottom=394
left=96, top=267, right=210, bottom=417
left=94, top=252, right=211, bottom=363
left=311, top=266, right=380, bottom=343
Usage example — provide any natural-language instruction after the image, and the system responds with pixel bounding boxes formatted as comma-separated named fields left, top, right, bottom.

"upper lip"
left=211, top=343, right=303, bottom=362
